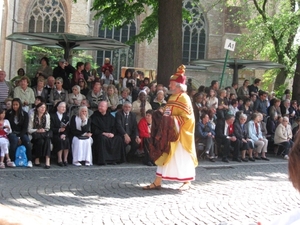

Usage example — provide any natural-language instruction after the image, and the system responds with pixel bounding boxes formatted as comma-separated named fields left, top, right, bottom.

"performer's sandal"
left=142, top=183, right=161, bottom=190
left=179, top=182, right=191, bottom=191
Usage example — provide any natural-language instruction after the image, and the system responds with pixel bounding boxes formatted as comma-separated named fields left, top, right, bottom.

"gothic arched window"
left=97, top=21, right=136, bottom=78
left=28, top=0, right=65, bottom=33
left=182, top=1, right=206, bottom=64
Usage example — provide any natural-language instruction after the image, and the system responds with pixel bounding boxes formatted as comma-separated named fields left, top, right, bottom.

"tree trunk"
left=273, top=68, right=287, bottom=91
left=157, top=0, right=183, bottom=87
left=292, top=46, right=300, bottom=101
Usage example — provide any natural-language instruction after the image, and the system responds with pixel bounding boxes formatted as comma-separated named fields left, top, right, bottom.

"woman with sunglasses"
left=49, top=77, right=69, bottom=105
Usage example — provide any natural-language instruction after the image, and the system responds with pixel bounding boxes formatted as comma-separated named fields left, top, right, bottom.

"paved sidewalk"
left=0, top=156, right=298, bottom=225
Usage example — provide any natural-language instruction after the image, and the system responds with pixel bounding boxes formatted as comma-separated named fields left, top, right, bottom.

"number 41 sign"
left=224, top=39, right=236, bottom=52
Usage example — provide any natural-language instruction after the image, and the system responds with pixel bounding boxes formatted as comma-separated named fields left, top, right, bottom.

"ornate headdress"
left=169, top=64, right=186, bottom=84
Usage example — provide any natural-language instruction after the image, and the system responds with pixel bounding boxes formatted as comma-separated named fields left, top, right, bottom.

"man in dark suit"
left=115, top=101, right=141, bottom=162
left=215, top=114, right=240, bottom=162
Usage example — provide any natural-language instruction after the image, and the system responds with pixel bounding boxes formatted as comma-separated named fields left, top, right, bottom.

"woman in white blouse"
left=206, top=89, right=218, bottom=110
left=28, top=102, right=52, bottom=169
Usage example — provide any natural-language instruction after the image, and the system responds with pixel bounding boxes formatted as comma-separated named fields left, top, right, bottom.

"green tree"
left=74, top=0, right=185, bottom=87
left=234, top=0, right=300, bottom=95
left=22, top=47, right=99, bottom=80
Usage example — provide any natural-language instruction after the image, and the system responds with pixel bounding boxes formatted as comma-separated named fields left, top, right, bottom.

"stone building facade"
left=0, top=0, right=255, bottom=87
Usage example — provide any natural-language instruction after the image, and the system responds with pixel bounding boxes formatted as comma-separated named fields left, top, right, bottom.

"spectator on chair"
left=151, top=90, right=167, bottom=110
left=268, top=98, right=282, bottom=118
left=50, top=101, right=70, bottom=167
left=274, top=116, right=293, bottom=160
left=196, top=113, right=216, bottom=162
left=248, top=78, right=261, bottom=97
left=91, top=101, right=125, bottom=165
left=6, top=98, right=33, bottom=168
left=106, top=84, right=119, bottom=112
left=217, top=89, right=229, bottom=119
left=266, top=112, right=279, bottom=142
left=258, top=112, right=268, bottom=138
left=289, top=100, right=298, bottom=125
left=253, top=91, right=268, bottom=121
left=132, top=90, right=152, bottom=123
left=13, top=76, right=35, bottom=113
left=192, top=92, right=207, bottom=123
left=215, top=114, right=240, bottom=163
left=32, top=76, right=48, bottom=101
left=119, top=88, right=132, bottom=105
left=280, top=99, right=291, bottom=117
left=228, top=99, right=239, bottom=116
left=138, top=109, right=155, bottom=166
left=49, top=77, right=69, bottom=105
left=68, top=85, right=86, bottom=108
left=247, top=113, right=269, bottom=161
left=234, top=113, right=255, bottom=162
left=116, top=101, right=141, bottom=163
left=239, top=98, right=253, bottom=121
left=70, top=99, right=93, bottom=119
left=237, top=79, right=250, bottom=101
left=69, top=106, right=93, bottom=167
left=206, top=89, right=218, bottom=110
left=86, top=80, right=107, bottom=111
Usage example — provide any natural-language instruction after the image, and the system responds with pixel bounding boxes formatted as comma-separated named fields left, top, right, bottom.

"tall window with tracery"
left=97, top=21, right=136, bottom=79
left=28, top=0, right=65, bottom=33
left=182, top=0, right=206, bottom=64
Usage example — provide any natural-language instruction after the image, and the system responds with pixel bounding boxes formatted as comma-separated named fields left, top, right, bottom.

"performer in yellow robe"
left=143, top=65, right=198, bottom=191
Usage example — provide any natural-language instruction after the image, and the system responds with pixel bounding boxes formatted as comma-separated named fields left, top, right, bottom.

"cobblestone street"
left=0, top=158, right=299, bottom=225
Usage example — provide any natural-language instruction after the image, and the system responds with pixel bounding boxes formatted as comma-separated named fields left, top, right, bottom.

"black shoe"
left=63, top=161, right=68, bottom=166
left=34, top=163, right=41, bottom=167
left=248, top=157, right=255, bottom=162
left=209, top=158, right=215, bottom=162
left=254, top=157, right=261, bottom=160
left=112, top=162, right=117, bottom=165
left=57, top=162, right=64, bottom=167
left=222, top=158, right=229, bottom=163
left=44, top=165, right=50, bottom=169
left=241, top=158, right=248, bottom=162
left=261, top=157, right=270, bottom=161
left=232, top=158, right=242, bottom=162
left=145, top=162, right=153, bottom=166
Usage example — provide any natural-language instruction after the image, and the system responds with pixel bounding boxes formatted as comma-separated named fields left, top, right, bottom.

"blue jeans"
left=9, top=133, right=32, bottom=161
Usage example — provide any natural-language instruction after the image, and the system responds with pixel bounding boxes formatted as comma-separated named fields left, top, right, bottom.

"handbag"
left=32, top=130, right=53, bottom=140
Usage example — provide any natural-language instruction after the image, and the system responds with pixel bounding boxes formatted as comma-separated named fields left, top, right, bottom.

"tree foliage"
left=73, top=0, right=192, bottom=86
left=233, top=0, right=300, bottom=94
left=22, top=47, right=99, bottom=79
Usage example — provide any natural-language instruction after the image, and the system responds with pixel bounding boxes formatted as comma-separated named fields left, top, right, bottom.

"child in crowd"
left=4, top=98, right=13, bottom=111
left=0, top=108, right=15, bottom=168
left=101, top=58, right=113, bottom=75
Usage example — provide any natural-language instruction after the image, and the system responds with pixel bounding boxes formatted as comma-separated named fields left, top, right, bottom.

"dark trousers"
left=125, top=135, right=139, bottom=160
left=277, top=140, right=293, bottom=155
left=9, top=133, right=32, bottom=161
left=217, top=137, right=240, bottom=159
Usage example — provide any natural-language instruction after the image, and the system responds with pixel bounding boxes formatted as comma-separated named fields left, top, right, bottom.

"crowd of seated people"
left=1, top=57, right=300, bottom=169
left=0, top=59, right=177, bottom=168
left=193, top=78, right=300, bottom=163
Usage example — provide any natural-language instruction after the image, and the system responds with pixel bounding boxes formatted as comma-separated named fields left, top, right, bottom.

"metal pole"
left=220, top=50, right=229, bottom=88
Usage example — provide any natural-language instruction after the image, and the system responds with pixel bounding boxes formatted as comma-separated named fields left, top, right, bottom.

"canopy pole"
left=220, top=50, right=229, bottom=88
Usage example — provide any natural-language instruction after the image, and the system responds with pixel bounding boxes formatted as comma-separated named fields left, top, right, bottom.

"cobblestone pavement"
left=0, top=157, right=299, bottom=225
